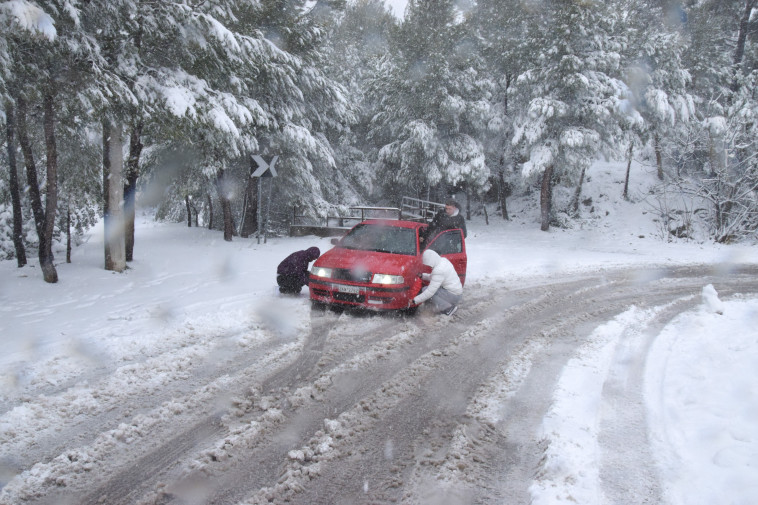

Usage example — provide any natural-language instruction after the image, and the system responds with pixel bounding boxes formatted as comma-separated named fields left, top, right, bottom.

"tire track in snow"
left=66, top=303, right=440, bottom=505
left=233, top=276, right=628, bottom=504
left=102, top=279, right=539, bottom=505
left=0, top=321, right=293, bottom=479
left=3, top=266, right=756, bottom=505
left=483, top=267, right=758, bottom=505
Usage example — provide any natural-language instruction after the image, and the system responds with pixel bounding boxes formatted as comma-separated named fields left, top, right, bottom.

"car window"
left=427, top=229, right=463, bottom=255
left=340, top=224, right=417, bottom=255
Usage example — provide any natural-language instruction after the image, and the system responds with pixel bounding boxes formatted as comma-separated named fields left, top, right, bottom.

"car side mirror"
left=330, top=238, right=340, bottom=245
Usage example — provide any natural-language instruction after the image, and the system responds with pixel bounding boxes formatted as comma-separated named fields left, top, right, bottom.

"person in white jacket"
left=412, top=249, right=463, bottom=315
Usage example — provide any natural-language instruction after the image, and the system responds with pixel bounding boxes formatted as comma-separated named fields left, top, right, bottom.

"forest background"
left=1, top=0, right=756, bottom=283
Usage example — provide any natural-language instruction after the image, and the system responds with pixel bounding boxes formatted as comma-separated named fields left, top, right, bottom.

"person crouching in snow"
left=411, top=249, right=462, bottom=315
left=277, top=246, right=320, bottom=294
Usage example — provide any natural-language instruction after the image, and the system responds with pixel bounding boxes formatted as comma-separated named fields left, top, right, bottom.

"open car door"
left=426, top=229, right=467, bottom=285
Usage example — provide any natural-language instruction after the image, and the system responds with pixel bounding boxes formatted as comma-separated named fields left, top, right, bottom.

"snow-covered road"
left=3, top=264, right=756, bottom=505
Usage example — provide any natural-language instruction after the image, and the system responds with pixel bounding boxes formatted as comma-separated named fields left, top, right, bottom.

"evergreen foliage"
left=508, top=0, right=627, bottom=229
left=368, top=0, right=493, bottom=204
left=1, top=0, right=757, bottom=273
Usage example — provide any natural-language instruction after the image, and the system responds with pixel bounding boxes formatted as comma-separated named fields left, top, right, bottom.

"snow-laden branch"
left=1, top=0, right=56, bottom=40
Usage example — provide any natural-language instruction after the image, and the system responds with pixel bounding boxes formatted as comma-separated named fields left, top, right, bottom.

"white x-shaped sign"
left=251, top=155, right=279, bottom=177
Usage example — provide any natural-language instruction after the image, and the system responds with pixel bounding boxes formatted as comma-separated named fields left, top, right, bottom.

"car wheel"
left=329, top=304, right=345, bottom=314
left=401, top=305, right=418, bottom=316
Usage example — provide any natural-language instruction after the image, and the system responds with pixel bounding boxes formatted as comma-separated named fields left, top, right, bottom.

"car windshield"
left=339, top=224, right=417, bottom=255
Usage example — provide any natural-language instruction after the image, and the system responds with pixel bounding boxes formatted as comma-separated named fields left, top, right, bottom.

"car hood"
left=314, top=247, right=419, bottom=277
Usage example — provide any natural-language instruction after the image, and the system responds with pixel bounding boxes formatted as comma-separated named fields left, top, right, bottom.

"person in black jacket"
left=422, top=199, right=467, bottom=243
left=277, top=246, right=321, bottom=294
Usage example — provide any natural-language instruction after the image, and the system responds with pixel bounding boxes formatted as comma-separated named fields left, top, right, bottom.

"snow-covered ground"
left=1, top=160, right=757, bottom=504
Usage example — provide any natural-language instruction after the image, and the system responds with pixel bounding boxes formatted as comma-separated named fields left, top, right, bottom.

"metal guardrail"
left=289, top=198, right=446, bottom=236
left=325, top=206, right=402, bottom=227
left=400, top=196, right=445, bottom=222
left=290, top=205, right=403, bottom=237
left=292, top=206, right=402, bottom=227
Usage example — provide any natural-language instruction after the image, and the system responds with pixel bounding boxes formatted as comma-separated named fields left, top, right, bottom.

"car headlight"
left=311, top=266, right=333, bottom=278
left=371, top=273, right=404, bottom=285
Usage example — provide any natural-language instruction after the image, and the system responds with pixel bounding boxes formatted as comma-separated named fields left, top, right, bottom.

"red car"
left=308, top=219, right=467, bottom=311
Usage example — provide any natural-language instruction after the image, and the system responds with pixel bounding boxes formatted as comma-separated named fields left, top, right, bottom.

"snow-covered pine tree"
left=0, top=0, right=79, bottom=282
left=368, top=0, right=492, bottom=207
left=81, top=0, right=351, bottom=242
left=321, top=0, right=398, bottom=207
left=681, top=0, right=757, bottom=241
left=217, top=0, right=355, bottom=229
left=470, top=0, right=533, bottom=219
left=0, top=2, right=57, bottom=266
left=2, top=0, right=145, bottom=275
left=2, top=100, right=27, bottom=266
left=510, top=0, right=627, bottom=231
left=138, top=0, right=356, bottom=235
left=620, top=0, right=694, bottom=182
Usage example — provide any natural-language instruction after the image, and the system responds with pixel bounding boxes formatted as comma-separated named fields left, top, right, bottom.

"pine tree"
left=620, top=0, right=694, bottom=182
left=681, top=0, right=758, bottom=241
left=322, top=0, right=398, bottom=205
left=471, top=0, right=532, bottom=219
left=509, top=0, right=627, bottom=230
left=369, top=0, right=493, bottom=205
left=2, top=100, right=27, bottom=266
left=1, top=1, right=69, bottom=282
left=247, top=0, right=355, bottom=222
left=1, top=6, right=53, bottom=266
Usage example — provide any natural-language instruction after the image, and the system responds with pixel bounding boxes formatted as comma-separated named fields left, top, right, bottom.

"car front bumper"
left=308, top=276, right=421, bottom=310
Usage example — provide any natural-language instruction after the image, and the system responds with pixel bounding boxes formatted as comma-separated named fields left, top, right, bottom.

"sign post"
left=251, top=155, right=279, bottom=244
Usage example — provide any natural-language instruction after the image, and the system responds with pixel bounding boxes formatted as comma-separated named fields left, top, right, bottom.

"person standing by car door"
left=422, top=199, right=467, bottom=243
left=411, top=249, right=463, bottom=315
left=277, top=246, right=320, bottom=294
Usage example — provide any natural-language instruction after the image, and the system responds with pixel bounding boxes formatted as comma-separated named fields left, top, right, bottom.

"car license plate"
left=337, top=285, right=360, bottom=294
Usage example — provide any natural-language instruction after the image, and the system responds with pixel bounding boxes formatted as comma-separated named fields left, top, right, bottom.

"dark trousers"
left=277, top=273, right=307, bottom=294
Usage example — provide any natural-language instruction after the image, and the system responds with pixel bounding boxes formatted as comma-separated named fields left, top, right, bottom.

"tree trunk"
left=623, top=143, right=633, bottom=200
left=239, top=188, right=248, bottom=234
left=232, top=209, right=239, bottom=237
left=240, top=169, right=258, bottom=237
left=124, top=7, right=144, bottom=262
left=66, top=206, right=72, bottom=263
left=4, top=100, right=27, bottom=267
left=465, top=183, right=471, bottom=220
left=16, top=96, right=46, bottom=241
left=221, top=199, right=234, bottom=241
left=571, top=165, right=586, bottom=216
left=102, top=121, right=112, bottom=269
left=185, top=195, right=192, bottom=227
left=40, top=91, right=59, bottom=283
left=499, top=78, right=512, bottom=222
left=216, top=169, right=234, bottom=241
left=540, top=164, right=554, bottom=232
left=103, top=120, right=113, bottom=270
left=731, top=0, right=757, bottom=92
left=124, top=120, right=143, bottom=262
left=104, top=121, right=126, bottom=272
left=654, top=133, right=664, bottom=181
left=503, top=74, right=511, bottom=115
left=207, top=194, right=214, bottom=230
left=19, top=94, right=57, bottom=282
left=498, top=169, right=509, bottom=220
